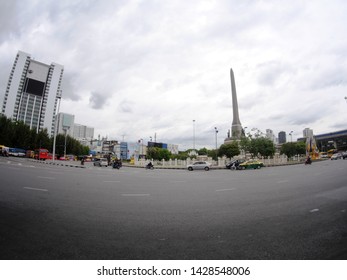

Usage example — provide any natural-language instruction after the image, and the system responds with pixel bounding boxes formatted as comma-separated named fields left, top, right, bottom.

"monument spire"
left=226, top=68, right=243, bottom=142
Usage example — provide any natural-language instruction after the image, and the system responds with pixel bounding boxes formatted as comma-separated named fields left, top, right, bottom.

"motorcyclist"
left=231, top=160, right=240, bottom=170
left=305, top=156, right=312, bottom=165
left=146, top=161, right=153, bottom=169
left=113, top=158, right=122, bottom=169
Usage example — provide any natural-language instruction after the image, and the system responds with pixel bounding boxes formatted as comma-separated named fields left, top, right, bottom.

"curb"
left=30, top=159, right=86, bottom=168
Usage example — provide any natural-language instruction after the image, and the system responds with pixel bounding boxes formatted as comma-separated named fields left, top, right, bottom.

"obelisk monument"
left=225, top=68, right=244, bottom=143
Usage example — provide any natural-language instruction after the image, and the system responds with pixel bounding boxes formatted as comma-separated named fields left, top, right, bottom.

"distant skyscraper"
left=278, top=131, right=286, bottom=144
left=303, top=128, right=314, bottom=138
left=1, top=51, right=64, bottom=136
left=73, top=123, right=94, bottom=140
left=57, top=113, right=75, bottom=137
left=266, top=129, right=275, bottom=142
left=56, top=112, right=94, bottom=140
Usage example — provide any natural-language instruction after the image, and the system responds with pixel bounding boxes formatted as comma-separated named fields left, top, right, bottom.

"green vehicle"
left=239, top=160, right=264, bottom=170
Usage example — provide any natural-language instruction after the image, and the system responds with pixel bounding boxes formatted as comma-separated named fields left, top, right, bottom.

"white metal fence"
left=134, top=154, right=306, bottom=168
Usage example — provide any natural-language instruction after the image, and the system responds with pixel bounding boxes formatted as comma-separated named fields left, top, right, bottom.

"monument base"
left=224, top=137, right=241, bottom=145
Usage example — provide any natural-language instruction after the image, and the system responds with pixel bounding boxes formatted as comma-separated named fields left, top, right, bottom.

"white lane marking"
left=37, top=176, right=55, bottom=180
left=24, top=187, right=48, bottom=192
left=170, top=180, right=186, bottom=183
left=121, top=194, right=150, bottom=197
left=277, top=180, right=289, bottom=183
left=216, top=188, right=236, bottom=192
left=103, top=181, right=121, bottom=183
left=310, top=209, right=319, bottom=213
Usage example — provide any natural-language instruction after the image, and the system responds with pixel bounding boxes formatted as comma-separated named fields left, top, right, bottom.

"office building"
left=73, top=123, right=94, bottom=140
left=1, top=51, right=64, bottom=136
left=56, top=112, right=94, bottom=141
left=56, top=112, right=74, bottom=137
left=303, top=128, right=314, bottom=138
left=266, top=129, right=275, bottom=142
left=278, top=131, right=286, bottom=144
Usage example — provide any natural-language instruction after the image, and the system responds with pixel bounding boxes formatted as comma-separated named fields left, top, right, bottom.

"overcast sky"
left=1, top=0, right=346, bottom=150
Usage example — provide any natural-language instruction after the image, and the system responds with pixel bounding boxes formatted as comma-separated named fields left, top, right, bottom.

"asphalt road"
left=0, top=157, right=346, bottom=260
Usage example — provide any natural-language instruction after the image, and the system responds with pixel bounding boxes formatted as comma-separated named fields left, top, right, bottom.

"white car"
left=93, top=158, right=109, bottom=167
left=331, top=153, right=342, bottom=160
left=187, top=161, right=212, bottom=171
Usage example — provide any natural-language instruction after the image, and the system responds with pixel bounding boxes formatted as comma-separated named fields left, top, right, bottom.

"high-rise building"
left=266, top=129, right=275, bottom=142
left=56, top=112, right=94, bottom=141
left=303, top=128, right=314, bottom=138
left=73, top=123, right=94, bottom=140
left=1, top=51, right=64, bottom=136
left=278, top=131, right=286, bottom=144
left=57, top=112, right=75, bottom=137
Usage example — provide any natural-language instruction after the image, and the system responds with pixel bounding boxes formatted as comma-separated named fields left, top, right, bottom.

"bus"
left=34, top=148, right=49, bottom=160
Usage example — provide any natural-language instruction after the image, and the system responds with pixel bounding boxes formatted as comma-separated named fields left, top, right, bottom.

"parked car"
left=238, top=160, right=264, bottom=170
left=226, top=159, right=246, bottom=169
left=331, top=153, right=342, bottom=160
left=187, top=161, right=212, bottom=171
left=342, top=152, right=347, bottom=160
left=93, top=158, right=108, bottom=167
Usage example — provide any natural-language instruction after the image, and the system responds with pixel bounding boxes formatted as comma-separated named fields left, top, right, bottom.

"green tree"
left=240, top=134, right=275, bottom=158
left=171, top=151, right=189, bottom=160
left=280, top=142, right=297, bottom=158
left=239, top=136, right=251, bottom=153
left=198, top=147, right=209, bottom=155
left=0, top=115, right=89, bottom=155
left=280, top=141, right=306, bottom=157
left=147, top=147, right=172, bottom=160
left=0, top=115, right=13, bottom=146
left=35, top=128, right=51, bottom=150
left=295, top=141, right=306, bottom=155
left=250, top=137, right=275, bottom=158
left=218, top=142, right=240, bottom=158
left=10, top=121, right=32, bottom=149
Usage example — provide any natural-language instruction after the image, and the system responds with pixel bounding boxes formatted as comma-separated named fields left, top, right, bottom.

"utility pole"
left=193, top=120, right=196, bottom=150
left=214, top=127, right=218, bottom=150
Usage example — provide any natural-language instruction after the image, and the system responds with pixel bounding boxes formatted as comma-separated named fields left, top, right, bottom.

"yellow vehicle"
left=239, top=160, right=264, bottom=170
left=319, top=152, right=328, bottom=159
left=327, top=149, right=337, bottom=158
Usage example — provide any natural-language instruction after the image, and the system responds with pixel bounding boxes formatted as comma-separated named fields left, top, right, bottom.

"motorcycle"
left=112, top=161, right=122, bottom=169
left=145, top=163, right=154, bottom=170
left=305, top=157, right=312, bottom=165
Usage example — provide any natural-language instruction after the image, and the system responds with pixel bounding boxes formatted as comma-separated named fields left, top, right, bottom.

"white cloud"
left=1, top=0, right=347, bottom=149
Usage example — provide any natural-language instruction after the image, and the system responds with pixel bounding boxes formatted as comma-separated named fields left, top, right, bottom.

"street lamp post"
left=289, top=131, right=293, bottom=142
left=52, top=91, right=62, bottom=162
left=214, top=127, right=218, bottom=150
left=193, top=120, right=196, bottom=150
left=63, top=127, right=68, bottom=159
